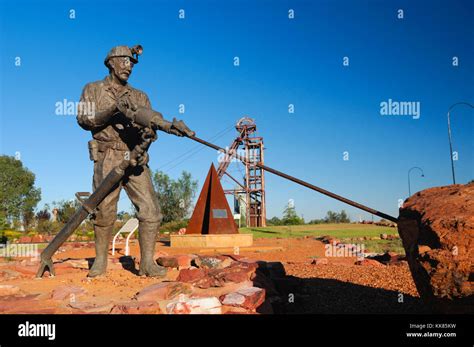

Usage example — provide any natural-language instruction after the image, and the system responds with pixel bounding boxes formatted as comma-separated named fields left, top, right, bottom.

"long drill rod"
left=188, top=135, right=398, bottom=223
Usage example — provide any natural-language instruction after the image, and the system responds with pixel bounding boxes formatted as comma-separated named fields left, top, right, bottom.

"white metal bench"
left=112, top=218, right=139, bottom=256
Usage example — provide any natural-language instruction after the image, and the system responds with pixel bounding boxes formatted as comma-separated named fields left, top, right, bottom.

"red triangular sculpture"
left=186, top=164, right=238, bottom=234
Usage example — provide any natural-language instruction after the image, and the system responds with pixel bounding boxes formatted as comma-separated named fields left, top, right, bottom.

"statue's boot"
left=88, top=225, right=113, bottom=278
left=138, top=222, right=167, bottom=277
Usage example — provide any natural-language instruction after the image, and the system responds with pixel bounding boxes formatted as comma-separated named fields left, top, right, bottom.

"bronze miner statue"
left=76, top=45, right=195, bottom=278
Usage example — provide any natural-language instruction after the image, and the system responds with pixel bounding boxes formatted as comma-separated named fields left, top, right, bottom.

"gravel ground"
left=1, top=237, right=429, bottom=314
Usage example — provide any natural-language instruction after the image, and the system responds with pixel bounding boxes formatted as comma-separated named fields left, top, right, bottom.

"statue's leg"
left=88, top=224, right=115, bottom=277
left=124, top=165, right=166, bottom=277
left=88, top=149, right=122, bottom=278
left=137, top=221, right=167, bottom=277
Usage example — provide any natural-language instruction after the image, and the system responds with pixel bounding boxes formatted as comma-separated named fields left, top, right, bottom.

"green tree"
left=324, top=210, right=338, bottom=223
left=324, top=210, right=350, bottom=223
left=36, top=208, right=51, bottom=221
left=337, top=210, right=350, bottom=223
left=267, top=216, right=282, bottom=226
left=117, top=211, right=132, bottom=222
left=282, top=204, right=304, bottom=225
left=53, top=200, right=80, bottom=223
left=0, top=156, right=41, bottom=229
left=152, top=170, right=198, bottom=223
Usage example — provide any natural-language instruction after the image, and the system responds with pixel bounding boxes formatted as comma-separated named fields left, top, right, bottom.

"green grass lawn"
left=360, top=239, right=405, bottom=254
left=240, top=223, right=397, bottom=239
left=239, top=223, right=404, bottom=254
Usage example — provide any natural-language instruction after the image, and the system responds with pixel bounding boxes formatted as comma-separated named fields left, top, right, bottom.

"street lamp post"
left=408, top=167, right=424, bottom=197
left=447, top=102, right=474, bottom=184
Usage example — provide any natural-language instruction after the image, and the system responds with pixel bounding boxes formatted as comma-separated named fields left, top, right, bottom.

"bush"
left=26, top=230, right=39, bottom=237
left=35, top=220, right=64, bottom=235
left=0, top=230, right=23, bottom=242
left=267, top=217, right=283, bottom=226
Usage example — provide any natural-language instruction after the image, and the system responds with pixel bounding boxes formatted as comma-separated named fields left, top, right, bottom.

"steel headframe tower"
left=217, top=117, right=266, bottom=227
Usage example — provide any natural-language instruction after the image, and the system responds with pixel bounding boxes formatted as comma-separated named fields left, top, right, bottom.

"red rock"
left=157, top=255, right=193, bottom=268
left=222, top=254, right=246, bottom=261
left=30, top=235, right=44, bottom=243
left=398, top=183, right=474, bottom=313
left=135, top=282, right=192, bottom=301
left=165, top=268, right=180, bottom=281
left=64, top=259, right=90, bottom=269
left=166, top=300, right=191, bottom=314
left=0, top=269, right=21, bottom=280
left=13, top=264, right=40, bottom=276
left=221, top=305, right=251, bottom=314
left=50, top=285, right=87, bottom=300
left=369, top=252, right=403, bottom=265
left=0, top=285, right=21, bottom=296
left=18, top=236, right=32, bottom=243
left=176, top=268, right=207, bottom=283
left=212, top=262, right=258, bottom=284
left=68, top=301, right=115, bottom=313
left=220, top=287, right=265, bottom=311
left=318, top=235, right=340, bottom=245
left=0, top=295, right=57, bottom=314
left=191, top=276, right=221, bottom=289
left=354, top=259, right=385, bottom=267
left=194, top=256, right=233, bottom=269
left=110, top=301, right=162, bottom=314
left=192, top=280, right=253, bottom=298
left=166, top=296, right=222, bottom=314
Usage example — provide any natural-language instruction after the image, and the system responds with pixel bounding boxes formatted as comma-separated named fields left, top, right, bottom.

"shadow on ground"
left=267, top=275, right=431, bottom=314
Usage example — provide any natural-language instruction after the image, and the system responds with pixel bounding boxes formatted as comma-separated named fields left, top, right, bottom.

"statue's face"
left=109, top=56, right=134, bottom=83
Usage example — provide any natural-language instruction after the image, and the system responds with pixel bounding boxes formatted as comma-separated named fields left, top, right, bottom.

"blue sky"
left=0, top=0, right=472, bottom=221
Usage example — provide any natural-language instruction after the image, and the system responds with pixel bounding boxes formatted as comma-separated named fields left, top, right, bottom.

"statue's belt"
left=95, top=140, right=130, bottom=152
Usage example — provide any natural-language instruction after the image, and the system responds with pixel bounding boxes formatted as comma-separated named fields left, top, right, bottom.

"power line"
left=157, top=124, right=235, bottom=171
left=163, top=125, right=235, bottom=173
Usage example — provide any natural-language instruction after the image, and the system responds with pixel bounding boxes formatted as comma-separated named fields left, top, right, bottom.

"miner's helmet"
left=104, top=45, right=143, bottom=67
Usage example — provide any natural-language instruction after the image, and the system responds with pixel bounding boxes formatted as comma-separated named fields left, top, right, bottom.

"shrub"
left=0, top=230, right=23, bottom=242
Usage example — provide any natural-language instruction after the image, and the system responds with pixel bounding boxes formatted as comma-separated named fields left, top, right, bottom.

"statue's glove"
left=136, top=151, right=149, bottom=166
left=116, top=96, right=138, bottom=121
left=170, top=118, right=196, bottom=137
left=118, top=104, right=196, bottom=138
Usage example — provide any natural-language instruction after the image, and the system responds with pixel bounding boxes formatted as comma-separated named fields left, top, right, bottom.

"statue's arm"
left=77, top=84, right=117, bottom=130
left=117, top=93, right=195, bottom=137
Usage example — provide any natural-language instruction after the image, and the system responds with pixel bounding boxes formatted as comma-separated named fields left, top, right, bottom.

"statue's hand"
left=171, top=118, right=195, bottom=137
left=136, top=151, right=149, bottom=166
left=117, top=96, right=137, bottom=121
